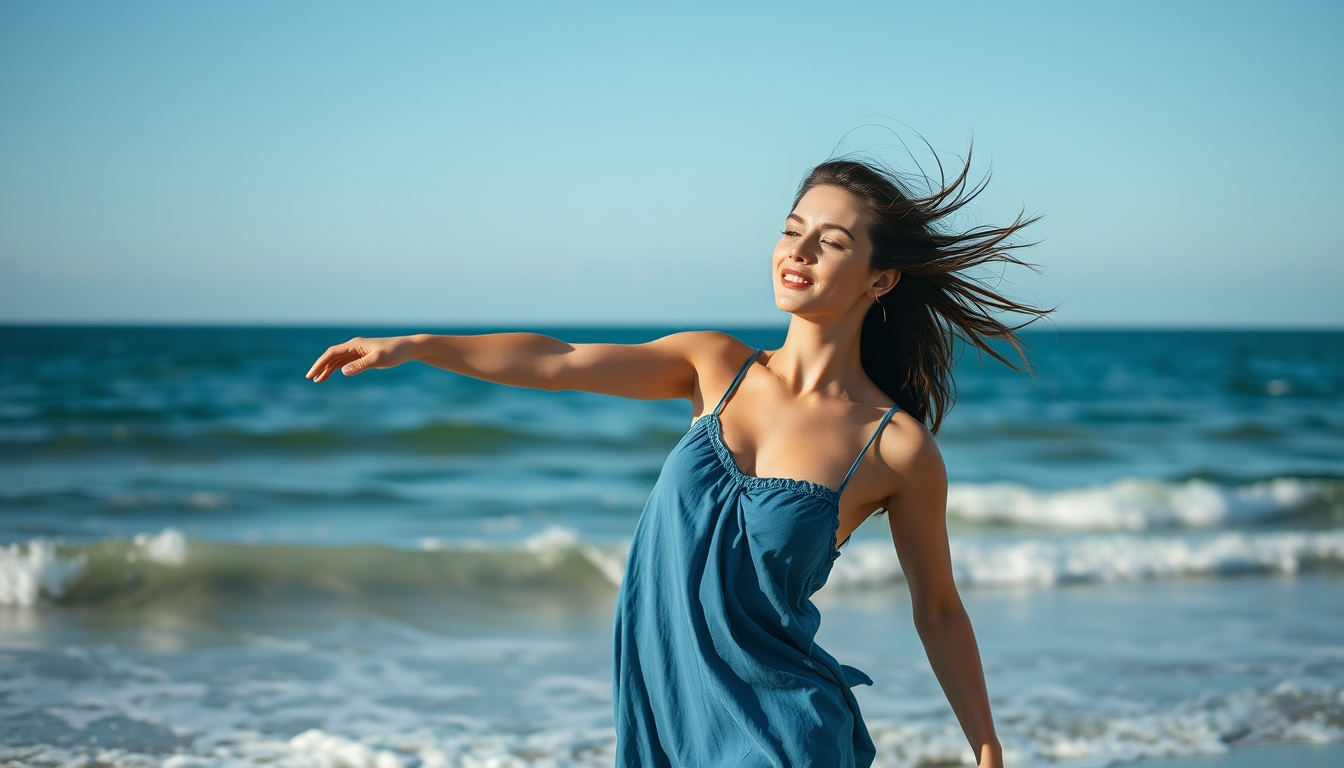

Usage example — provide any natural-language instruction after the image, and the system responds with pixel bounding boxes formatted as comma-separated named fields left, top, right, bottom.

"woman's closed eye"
left=780, top=229, right=843, bottom=249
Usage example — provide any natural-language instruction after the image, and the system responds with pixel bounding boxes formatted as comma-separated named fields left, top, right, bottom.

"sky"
left=1, top=0, right=1341, bottom=327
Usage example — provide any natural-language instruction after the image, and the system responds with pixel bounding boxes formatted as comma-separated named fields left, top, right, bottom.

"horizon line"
left=2, top=320, right=1342, bottom=332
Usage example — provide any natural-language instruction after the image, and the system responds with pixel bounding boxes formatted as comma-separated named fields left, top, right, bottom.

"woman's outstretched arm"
left=305, top=331, right=746, bottom=403
left=885, top=433, right=1003, bottom=768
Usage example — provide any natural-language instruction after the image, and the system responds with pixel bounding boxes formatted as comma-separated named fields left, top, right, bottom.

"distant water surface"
left=1, top=326, right=1342, bottom=767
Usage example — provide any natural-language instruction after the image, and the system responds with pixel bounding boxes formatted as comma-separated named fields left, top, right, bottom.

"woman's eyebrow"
left=786, top=213, right=854, bottom=240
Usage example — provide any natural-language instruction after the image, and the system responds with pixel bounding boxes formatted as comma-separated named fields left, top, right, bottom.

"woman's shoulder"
left=647, top=331, right=760, bottom=415
left=651, top=330, right=758, bottom=371
left=874, top=409, right=947, bottom=491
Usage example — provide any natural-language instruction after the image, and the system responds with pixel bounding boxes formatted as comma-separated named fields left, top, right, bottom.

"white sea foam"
left=522, top=524, right=583, bottom=564
left=828, top=530, right=1344, bottom=589
left=283, top=730, right=409, bottom=768
left=865, top=680, right=1344, bottom=767
left=946, top=476, right=1325, bottom=531
left=435, top=525, right=630, bottom=586
left=276, top=727, right=617, bottom=768
left=0, top=529, right=184, bottom=607
left=5, top=682, right=1339, bottom=768
left=514, top=525, right=628, bottom=586
left=133, top=527, right=189, bottom=566
left=0, top=539, right=85, bottom=607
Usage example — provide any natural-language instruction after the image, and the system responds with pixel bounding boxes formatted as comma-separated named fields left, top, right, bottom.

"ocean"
left=2, top=326, right=1342, bottom=768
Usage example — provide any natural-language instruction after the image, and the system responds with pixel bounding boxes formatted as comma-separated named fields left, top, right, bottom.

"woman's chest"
left=654, top=425, right=840, bottom=571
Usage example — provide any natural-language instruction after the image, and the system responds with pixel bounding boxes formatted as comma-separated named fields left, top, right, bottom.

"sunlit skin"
left=305, top=185, right=1004, bottom=768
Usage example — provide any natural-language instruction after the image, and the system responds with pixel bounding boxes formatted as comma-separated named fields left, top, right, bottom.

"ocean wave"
left=6, top=525, right=1344, bottom=608
left=420, top=525, right=629, bottom=585
left=0, top=527, right=624, bottom=609
left=130, top=527, right=189, bottom=566
left=0, top=539, right=86, bottom=608
left=946, top=476, right=1339, bottom=531
left=4, top=681, right=1340, bottom=768
left=830, top=530, right=1344, bottom=589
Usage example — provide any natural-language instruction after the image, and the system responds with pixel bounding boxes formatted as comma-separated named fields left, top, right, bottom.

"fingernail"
left=342, top=364, right=354, bottom=375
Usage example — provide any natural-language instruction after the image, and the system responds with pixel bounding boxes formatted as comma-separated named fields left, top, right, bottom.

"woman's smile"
left=780, top=268, right=814, bottom=289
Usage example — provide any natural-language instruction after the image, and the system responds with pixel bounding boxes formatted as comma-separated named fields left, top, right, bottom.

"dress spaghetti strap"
left=836, top=406, right=900, bottom=497
left=712, top=349, right=760, bottom=416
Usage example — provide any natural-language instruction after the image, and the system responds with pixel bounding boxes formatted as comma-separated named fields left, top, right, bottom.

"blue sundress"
left=613, top=349, right=898, bottom=767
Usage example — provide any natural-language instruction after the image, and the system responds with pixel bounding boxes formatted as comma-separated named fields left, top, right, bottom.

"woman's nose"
left=787, top=238, right=817, bottom=262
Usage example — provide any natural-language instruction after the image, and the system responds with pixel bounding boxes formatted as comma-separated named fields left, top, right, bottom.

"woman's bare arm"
left=885, top=435, right=1003, bottom=768
left=305, top=330, right=746, bottom=403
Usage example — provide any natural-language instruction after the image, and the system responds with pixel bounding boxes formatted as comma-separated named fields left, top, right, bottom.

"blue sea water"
left=1, top=326, right=1342, bottom=767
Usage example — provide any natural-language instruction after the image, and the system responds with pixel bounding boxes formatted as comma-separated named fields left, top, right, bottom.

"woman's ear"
left=874, top=269, right=901, bottom=296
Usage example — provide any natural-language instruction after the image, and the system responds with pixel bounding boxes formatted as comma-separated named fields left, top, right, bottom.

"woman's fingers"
left=314, top=353, right=361, bottom=381
left=307, top=337, right=409, bottom=382
left=310, top=355, right=353, bottom=382
left=307, top=342, right=365, bottom=382
left=339, top=351, right=381, bottom=377
left=307, top=343, right=353, bottom=378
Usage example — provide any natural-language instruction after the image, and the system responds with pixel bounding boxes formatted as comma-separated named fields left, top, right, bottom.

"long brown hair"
left=796, top=149, right=1052, bottom=433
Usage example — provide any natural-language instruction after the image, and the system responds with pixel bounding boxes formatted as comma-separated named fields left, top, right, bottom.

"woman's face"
left=772, top=184, right=893, bottom=321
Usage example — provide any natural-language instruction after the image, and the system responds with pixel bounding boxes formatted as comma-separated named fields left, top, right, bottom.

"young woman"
left=307, top=156, right=1048, bottom=768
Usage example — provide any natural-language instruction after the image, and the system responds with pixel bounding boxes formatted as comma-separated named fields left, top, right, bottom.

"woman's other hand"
left=306, top=335, right=420, bottom=382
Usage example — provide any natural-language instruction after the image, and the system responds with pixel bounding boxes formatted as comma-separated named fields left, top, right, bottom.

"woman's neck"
left=768, top=311, right=870, bottom=400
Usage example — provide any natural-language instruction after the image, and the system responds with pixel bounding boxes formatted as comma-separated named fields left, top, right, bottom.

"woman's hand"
left=306, top=335, right=421, bottom=382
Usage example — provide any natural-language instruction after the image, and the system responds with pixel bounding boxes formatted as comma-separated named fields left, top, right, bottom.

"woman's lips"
left=780, top=269, right=813, bottom=290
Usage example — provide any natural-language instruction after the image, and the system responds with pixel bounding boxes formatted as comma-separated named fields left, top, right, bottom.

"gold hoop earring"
left=873, top=294, right=887, bottom=323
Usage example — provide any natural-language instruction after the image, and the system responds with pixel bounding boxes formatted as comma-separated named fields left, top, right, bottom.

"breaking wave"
left=5, top=524, right=1344, bottom=608
left=831, top=529, right=1344, bottom=589
left=0, top=527, right=625, bottom=609
left=0, top=539, right=85, bottom=608
left=946, top=476, right=1340, bottom=531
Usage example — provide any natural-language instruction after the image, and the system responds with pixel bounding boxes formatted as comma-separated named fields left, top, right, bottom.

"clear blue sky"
left=1, top=1, right=1340, bottom=326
